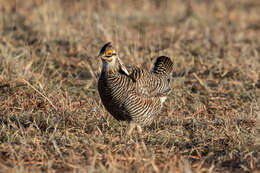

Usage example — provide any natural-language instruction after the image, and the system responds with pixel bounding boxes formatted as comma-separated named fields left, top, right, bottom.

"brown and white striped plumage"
left=98, top=42, right=173, bottom=126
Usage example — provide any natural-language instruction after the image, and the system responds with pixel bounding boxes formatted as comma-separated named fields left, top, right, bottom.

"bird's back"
left=130, top=56, right=173, bottom=97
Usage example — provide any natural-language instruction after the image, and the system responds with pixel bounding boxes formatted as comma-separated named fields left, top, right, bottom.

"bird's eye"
left=105, top=49, right=114, bottom=57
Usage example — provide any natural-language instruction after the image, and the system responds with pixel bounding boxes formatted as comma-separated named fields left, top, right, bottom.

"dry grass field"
left=0, top=0, right=260, bottom=172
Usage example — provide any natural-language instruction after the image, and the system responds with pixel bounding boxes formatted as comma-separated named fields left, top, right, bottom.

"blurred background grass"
left=0, top=0, right=260, bottom=172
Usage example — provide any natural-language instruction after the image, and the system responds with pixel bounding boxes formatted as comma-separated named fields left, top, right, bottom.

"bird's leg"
left=136, top=124, right=143, bottom=134
left=127, top=122, right=143, bottom=135
left=127, top=122, right=136, bottom=136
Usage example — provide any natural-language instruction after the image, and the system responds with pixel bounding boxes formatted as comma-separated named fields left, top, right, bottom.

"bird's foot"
left=127, top=123, right=142, bottom=135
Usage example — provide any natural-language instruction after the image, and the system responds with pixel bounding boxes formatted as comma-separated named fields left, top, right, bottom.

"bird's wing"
left=124, top=65, right=172, bottom=98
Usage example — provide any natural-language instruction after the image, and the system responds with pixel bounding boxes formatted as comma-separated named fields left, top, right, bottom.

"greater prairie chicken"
left=98, top=42, right=173, bottom=130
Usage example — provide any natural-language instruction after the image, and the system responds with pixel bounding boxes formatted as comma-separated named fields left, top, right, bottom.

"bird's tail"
left=152, top=56, right=173, bottom=75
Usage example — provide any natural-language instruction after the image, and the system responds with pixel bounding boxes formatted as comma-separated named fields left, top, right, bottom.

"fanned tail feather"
left=152, top=56, right=173, bottom=75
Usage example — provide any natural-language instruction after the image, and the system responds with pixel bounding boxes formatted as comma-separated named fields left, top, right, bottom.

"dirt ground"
left=0, top=0, right=260, bottom=172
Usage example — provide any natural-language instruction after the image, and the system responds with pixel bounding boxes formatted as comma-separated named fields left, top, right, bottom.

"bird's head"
left=98, top=42, right=130, bottom=75
left=98, top=42, right=117, bottom=64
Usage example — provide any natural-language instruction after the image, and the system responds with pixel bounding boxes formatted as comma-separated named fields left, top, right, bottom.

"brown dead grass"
left=0, top=0, right=260, bottom=172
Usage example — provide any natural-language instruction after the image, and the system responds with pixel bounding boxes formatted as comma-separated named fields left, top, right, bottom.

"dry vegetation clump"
left=0, top=0, right=260, bottom=172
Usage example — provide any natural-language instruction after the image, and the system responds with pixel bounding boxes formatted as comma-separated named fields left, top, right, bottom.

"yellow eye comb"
left=105, top=49, right=114, bottom=56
